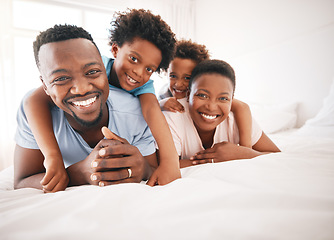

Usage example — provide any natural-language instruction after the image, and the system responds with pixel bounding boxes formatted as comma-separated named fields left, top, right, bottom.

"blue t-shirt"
left=102, top=56, right=155, bottom=97
left=15, top=86, right=156, bottom=167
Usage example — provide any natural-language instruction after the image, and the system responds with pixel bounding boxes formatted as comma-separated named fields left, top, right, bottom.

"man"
left=14, top=24, right=157, bottom=191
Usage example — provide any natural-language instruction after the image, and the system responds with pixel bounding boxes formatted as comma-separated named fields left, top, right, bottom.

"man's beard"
left=70, top=106, right=103, bottom=128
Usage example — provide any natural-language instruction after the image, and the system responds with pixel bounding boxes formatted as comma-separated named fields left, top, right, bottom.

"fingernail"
left=99, top=182, right=105, bottom=187
left=91, top=161, right=98, bottom=168
left=190, top=157, right=193, bottom=160
left=91, top=174, right=97, bottom=181
left=192, top=161, right=196, bottom=165
left=99, top=149, right=106, bottom=156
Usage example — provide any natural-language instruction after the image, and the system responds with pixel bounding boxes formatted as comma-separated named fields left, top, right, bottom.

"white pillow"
left=249, top=102, right=298, bottom=134
left=305, top=78, right=334, bottom=127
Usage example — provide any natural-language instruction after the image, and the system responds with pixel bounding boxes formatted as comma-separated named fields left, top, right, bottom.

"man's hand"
left=190, top=141, right=261, bottom=165
left=90, top=127, right=151, bottom=186
left=161, top=97, right=185, bottom=113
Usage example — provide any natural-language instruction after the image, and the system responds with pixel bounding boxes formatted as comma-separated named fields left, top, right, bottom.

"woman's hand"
left=190, top=141, right=261, bottom=165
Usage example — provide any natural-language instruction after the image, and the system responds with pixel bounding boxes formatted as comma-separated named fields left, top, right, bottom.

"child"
left=159, top=40, right=253, bottom=148
left=24, top=9, right=180, bottom=192
left=162, top=59, right=280, bottom=168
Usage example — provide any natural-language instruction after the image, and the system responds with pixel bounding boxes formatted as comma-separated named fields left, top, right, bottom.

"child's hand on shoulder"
left=160, top=97, right=185, bottom=113
left=147, top=162, right=181, bottom=186
left=40, top=156, right=69, bottom=193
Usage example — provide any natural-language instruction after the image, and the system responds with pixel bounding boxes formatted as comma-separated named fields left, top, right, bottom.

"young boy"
left=162, top=59, right=280, bottom=168
left=24, top=9, right=180, bottom=192
left=158, top=40, right=253, bottom=148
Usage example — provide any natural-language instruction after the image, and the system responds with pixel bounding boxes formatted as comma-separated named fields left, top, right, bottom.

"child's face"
left=188, top=73, right=234, bottom=134
left=168, top=58, right=197, bottom=99
left=111, top=37, right=162, bottom=91
left=39, top=38, right=109, bottom=127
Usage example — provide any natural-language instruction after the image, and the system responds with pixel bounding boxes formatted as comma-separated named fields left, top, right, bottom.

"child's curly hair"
left=175, top=39, right=210, bottom=64
left=109, top=8, right=176, bottom=73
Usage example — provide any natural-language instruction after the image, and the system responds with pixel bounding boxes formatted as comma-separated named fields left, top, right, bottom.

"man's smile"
left=71, top=96, right=97, bottom=107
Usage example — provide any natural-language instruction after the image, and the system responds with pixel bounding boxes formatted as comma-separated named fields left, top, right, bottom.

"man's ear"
left=111, top=43, right=119, bottom=58
left=40, top=76, right=50, bottom=96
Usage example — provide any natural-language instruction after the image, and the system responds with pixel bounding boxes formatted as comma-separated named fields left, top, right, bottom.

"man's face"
left=188, top=73, right=234, bottom=134
left=39, top=38, right=109, bottom=127
left=111, top=37, right=162, bottom=91
left=168, top=58, right=197, bottom=99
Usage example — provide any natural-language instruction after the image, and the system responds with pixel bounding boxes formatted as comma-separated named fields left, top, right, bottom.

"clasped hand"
left=84, top=127, right=147, bottom=186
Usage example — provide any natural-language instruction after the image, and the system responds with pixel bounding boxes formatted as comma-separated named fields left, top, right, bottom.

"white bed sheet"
left=1, top=128, right=334, bottom=240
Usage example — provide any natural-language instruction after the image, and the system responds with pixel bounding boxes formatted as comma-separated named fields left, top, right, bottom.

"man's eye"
left=130, top=56, right=138, bottom=63
left=87, top=69, right=101, bottom=75
left=53, top=76, right=70, bottom=84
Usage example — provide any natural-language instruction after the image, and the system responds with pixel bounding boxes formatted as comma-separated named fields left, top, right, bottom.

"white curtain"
left=0, top=0, right=17, bottom=170
left=162, top=0, right=196, bottom=41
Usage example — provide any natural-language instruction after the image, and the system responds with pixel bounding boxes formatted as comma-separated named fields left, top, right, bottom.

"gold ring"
left=127, top=168, right=132, bottom=178
left=211, top=158, right=214, bottom=163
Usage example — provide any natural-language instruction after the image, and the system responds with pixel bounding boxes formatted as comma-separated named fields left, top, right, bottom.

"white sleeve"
left=251, top=117, right=263, bottom=146
left=162, top=112, right=182, bottom=156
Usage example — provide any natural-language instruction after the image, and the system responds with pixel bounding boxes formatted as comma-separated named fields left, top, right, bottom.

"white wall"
left=194, top=0, right=334, bottom=127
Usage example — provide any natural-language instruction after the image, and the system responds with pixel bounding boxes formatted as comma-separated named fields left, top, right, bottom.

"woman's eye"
left=218, top=97, right=229, bottom=101
left=130, top=56, right=138, bottom=63
left=196, top=93, right=208, bottom=99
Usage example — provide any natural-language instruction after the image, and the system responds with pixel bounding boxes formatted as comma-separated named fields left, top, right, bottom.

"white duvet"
left=1, top=127, right=334, bottom=240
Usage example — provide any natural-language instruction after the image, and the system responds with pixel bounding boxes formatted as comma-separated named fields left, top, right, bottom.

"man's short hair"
left=33, top=24, right=98, bottom=67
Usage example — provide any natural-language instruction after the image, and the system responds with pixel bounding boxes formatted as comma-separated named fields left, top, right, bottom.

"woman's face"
left=188, top=73, right=234, bottom=134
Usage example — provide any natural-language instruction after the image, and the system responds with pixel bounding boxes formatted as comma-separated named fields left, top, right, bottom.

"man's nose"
left=70, top=78, right=92, bottom=95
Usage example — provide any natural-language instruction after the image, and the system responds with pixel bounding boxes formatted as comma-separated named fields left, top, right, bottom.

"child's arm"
left=231, top=99, right=252, bottom=148
left=24, top=86, right=69, bottom=192
left=139, top=93, right=181, bottom=186
left=159, top=97, right=185, bottom=113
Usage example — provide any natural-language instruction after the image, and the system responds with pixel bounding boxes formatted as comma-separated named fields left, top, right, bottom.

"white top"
left=163, top=98, right=263, bottom=159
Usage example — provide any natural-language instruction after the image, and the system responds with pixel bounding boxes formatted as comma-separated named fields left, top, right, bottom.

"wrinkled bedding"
left=0, top=128, right=333, bottom=240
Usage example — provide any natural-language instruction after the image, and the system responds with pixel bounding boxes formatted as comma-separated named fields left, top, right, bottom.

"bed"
left=1, top=84, right=334, bottom=240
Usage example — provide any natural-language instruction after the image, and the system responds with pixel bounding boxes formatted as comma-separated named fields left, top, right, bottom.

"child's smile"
left=111, top=37, right=162, bottom=92
left=168, top=58, right=197, bottom=99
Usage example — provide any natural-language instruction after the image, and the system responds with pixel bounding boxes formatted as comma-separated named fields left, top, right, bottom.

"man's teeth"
left=200, top=113, right=217, bottom=120
left=73, top=96, right=97, bottom=107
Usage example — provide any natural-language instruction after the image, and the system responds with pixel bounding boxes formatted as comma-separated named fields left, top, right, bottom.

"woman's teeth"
left=200, top=113, right=217, bottom=120
left=73, top=96, right=97, bottom=107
